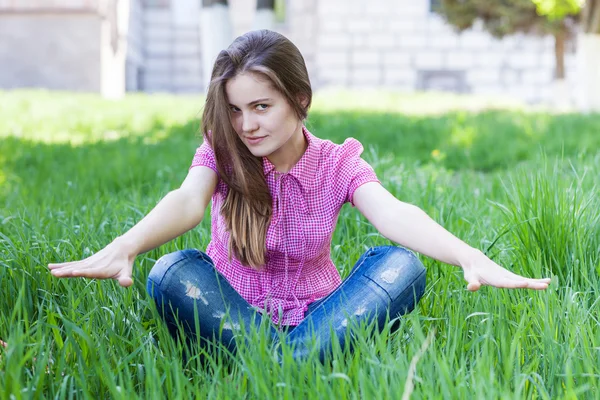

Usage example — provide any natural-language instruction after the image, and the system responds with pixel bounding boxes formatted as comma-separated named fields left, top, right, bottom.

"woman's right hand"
left=48, top=239, right=136, bottom=287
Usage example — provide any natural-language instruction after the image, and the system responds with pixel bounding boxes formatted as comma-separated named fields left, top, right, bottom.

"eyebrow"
left=229, top=98, right=272, bottom=107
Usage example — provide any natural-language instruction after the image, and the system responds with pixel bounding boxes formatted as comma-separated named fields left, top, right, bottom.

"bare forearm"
left=112, top=189, right=205, bottom=257
left=379, top=202, right=481, bottom=267
left=354, top=183, right=550, bottom=291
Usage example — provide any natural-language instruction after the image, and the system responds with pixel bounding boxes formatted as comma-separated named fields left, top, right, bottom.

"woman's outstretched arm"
left=353, top=182, right=551, bottom=291
left=48, top=166, right=218, bottom=287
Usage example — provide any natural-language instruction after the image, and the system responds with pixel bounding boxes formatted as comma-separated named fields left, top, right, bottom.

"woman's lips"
left=246, top=136, right=266, bottom=145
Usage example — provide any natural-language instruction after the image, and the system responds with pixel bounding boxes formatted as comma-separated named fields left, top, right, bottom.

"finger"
left=51, top=264, right=101, bottom=278
left=116, top=265, right=134, bottom=287
left=463, top=269, right=482, bottom=291
left=50, top=265, right=85, bottom=277
left=467, top=281, right=481, bottom=291
left=500, top=278, right=530, bottom=289
left=503, top=270, right=552, bottom=283
left=531, top=278, right=552, bottom=284
left=48, top=261, right=80, bottom=270
left=117, top=275, right=134, bottom=287
left=67, top=267, right=133, bottom=286
left=479, top=276, right=528, bottom=289
left=69, top=266, right=116, bottom=279
left=49, top=253, right=98, bottom=269
left=50, top=260, right=96, bottom=276
left=497, top=273, right=552, bottom=289
left=523, top=277, right=551, bottom=285
left=494, top=278, right=549, bottom=290
left=509, top=276, right=552, bottom=288
left=525, top=281, right=550, bottom=290
left=466, top=275, right=482, bottom=291
left=50, top=268, right=75, bottom=277
left=49, top=261, right=86, bottom=272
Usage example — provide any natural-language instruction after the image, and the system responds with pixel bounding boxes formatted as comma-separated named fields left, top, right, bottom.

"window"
left=143, top=0, right=171, bottom=8
left=430, top=0, right=442, bottom=13
left=417, top=70, right=469, bottom=93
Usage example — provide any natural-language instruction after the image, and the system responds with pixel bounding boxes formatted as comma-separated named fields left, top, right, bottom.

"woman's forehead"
left=226, top=72, right=279, bottom=104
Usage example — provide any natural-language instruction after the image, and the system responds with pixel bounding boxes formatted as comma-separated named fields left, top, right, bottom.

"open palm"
left=462, top=252, right=551, bottom=291
left=48, top=240, right=135, bottom=287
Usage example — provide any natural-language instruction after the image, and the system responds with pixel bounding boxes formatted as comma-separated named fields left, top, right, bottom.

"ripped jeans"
left=146, top=246, right=426, bottom=361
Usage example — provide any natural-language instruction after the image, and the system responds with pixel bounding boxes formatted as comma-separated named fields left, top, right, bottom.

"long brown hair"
left=200, top=30, right=312, bottom=269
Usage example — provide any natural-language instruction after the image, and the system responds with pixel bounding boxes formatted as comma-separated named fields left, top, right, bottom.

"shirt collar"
left=262, top=125, right=319, bottom=194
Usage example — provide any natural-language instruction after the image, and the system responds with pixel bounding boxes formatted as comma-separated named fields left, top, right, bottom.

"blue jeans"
left=147, top=245, right=426, bottom=361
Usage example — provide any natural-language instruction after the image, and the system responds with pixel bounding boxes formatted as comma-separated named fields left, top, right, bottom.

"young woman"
left=48, top=30, right=550, bottom=361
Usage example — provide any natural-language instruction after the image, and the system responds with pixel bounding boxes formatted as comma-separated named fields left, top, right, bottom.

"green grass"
left=1, top=89, right=599, bottom=399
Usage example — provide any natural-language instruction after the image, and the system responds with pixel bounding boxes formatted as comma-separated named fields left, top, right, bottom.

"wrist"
left=112, top=236, right=140, bottom=259
left=456, top=247, right=485, bottom=269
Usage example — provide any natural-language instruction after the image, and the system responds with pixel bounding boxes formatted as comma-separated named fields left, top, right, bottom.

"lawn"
left=0, top=89, right=599, bottom=399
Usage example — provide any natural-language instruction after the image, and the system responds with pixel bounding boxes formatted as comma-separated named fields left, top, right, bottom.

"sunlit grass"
left=0, top=90, right=599, bottom=399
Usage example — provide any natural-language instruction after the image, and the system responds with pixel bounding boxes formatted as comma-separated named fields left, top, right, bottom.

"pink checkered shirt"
left=189, top=126, right=380, bottom=326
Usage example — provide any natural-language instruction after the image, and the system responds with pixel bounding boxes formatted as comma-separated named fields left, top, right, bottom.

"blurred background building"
left=0, top=0, right=581, bottom=105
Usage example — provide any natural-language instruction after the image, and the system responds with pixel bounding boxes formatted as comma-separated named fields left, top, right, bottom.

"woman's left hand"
left=461, top=250, right=551, bottom=291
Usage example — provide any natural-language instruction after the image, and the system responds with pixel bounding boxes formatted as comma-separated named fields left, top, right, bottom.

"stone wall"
left=0, top=0, right=133, bottom=97
left=293, top=0, right=577, bottom=104
left=141, top=0, right=272, bottom=93
left=0, top=0, right=580, bottom=105
left=0, top=13, right=101, bottom=91
left=281, top=0, right=319, bottom=89
left=142, top=1, right=203, bottom=93
left=0, top=0, right=98, bottom=10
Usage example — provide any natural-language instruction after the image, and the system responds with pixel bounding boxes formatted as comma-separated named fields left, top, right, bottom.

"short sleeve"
left=334, top=138, right=380, bottom=207
left=189, top=138, right=218, bottom=175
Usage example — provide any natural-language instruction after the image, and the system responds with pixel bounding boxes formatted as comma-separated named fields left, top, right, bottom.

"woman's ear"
left=297, top=93, right=309, bottom=109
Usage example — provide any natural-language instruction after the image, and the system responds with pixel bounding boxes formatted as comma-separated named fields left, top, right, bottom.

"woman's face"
left=225, top=72, right=303, bottom=163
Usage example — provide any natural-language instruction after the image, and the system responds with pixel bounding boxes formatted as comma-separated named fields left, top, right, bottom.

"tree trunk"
left=577, top=33, right=600, bottom=111
left=253, top=0, right=275, bottom=31
left=201, top=0, right=232, bottom=92
left=550, top=25, right=570, bottom=110
left=582, top=0, right=600, bottom=34
left=554, top=29, right=565, bottom=80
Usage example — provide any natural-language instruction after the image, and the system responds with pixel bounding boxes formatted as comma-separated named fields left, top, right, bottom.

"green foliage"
left=1, top=90, right=599, bottom=398
left=439, top=0, right=540, bottom=37
left=438, top=0, right=578, bottom=37
left=274, top=0, right=286, bottom=23
left=532, top=0, right=583, bottom=20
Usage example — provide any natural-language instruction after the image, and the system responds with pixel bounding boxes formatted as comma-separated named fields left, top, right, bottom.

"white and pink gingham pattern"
left=189, top=126, right=380, bottom=326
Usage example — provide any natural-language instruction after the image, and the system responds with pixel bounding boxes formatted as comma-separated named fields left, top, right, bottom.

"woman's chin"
left=246, top=147, right=271, bottom=158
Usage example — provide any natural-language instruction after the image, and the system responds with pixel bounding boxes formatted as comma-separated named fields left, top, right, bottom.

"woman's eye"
left=230, top=106, right=240, bottom=113
left=256, top=104, right=269, bottom=111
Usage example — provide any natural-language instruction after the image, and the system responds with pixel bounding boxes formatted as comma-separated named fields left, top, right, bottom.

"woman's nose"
left=242, top=112, right=259, bottom=132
